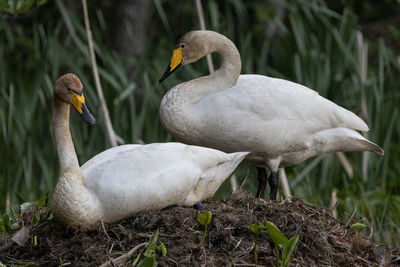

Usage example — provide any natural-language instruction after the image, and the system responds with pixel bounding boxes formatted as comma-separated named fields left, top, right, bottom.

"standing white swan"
left=159, top=30, right=384, bottom=200
left=52, top=73, right=247, bottom=230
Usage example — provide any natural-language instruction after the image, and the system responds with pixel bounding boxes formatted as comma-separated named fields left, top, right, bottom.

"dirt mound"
left=0, top=191, right=398, bottom=266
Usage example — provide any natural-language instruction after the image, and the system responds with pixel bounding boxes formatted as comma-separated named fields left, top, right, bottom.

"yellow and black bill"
left=71, top=90, right=96, bottom=125
left=159, top=47, right=183, bottom=83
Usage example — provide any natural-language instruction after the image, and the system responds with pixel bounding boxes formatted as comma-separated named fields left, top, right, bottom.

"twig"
left=266, top=0, right=286, bottom=38
left=329, top=190, right=337, bottom=219
left=82, top=0, right=124, bottom=147
left=195, top=0, right=214, bottom=73
left=101, top=221, right=110, bottom=240
left=345, top=203, right=358, bottom=226
left=368, top=225, right=374, bottom=239
left=279, top=168, right=291, bottom=198
left=99, top=242, right=147, bottom=267
left=357, top=31, right=369, bottom=182
left=229, top=173, right=238, bottom=193
left=357, top=31, right=368, bottom=124
left=336, top=152, right=353, bottom=179
left=238, top=168, right=250, bottom=190
left=107, top=256, right=117, bottom=267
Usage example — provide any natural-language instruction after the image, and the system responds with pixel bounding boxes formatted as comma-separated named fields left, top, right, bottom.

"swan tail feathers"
left=344, top=130, right=384, bottom=155
left=361, top=139, right=384, bottom=155
left=311, top=128, right=384, bottom=155
left=184, top=151, right=248, bottom=205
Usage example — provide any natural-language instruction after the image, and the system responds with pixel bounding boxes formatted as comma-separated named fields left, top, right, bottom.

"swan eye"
left=180, top=43, right=186, bottom=49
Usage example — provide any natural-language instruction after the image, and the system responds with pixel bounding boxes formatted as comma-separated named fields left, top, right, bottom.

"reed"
left=0, top=0, right=399, bottom=248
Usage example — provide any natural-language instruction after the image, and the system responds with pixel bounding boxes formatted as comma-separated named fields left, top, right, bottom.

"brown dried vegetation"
left=1, top=191, right=398, bottom=266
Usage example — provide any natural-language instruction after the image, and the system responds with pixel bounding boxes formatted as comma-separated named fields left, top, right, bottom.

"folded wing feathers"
left=335, top=106, right=369, bottom=132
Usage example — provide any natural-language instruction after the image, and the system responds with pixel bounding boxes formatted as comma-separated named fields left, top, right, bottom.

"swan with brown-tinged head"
left=51, top=73, right=248, bottom=230
left=159, top=30, right=384, bottom=200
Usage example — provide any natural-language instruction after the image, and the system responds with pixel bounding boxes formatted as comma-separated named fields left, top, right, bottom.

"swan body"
left=52, top=73, right=247, bottom=230
left=159, top=30, right=384, bottom=199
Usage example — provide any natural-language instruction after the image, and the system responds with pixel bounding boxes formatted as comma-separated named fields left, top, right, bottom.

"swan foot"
left=256, top=167, right=267, bottom=198
left=268, top=171, right=279, bottom=200
left=193, top=201, right=204, bottom=210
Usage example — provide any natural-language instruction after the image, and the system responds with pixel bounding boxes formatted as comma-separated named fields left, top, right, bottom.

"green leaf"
left=31, top=214, right=39, bottom=225
left=350, top=223, right=367, bottom=231
left=148, top=228, right=159, bottom=246
left=0, top=260, right=6, bottom=267
left=132, top=252, right=142, bottom=265
left=137, top=256, right=156, bottom=267
left=197, top=211, right=212, bottom=226
left=159, top=240, right=167, bottom=257
left=2, top=213, right=10, bottom=232
left=282, top=235, right=299, bottom=267
left=37, top=197, right=46, bottom=207
left=37, top=192, right=49, bottom=207
left=264, top=220, right=288, bottom=248
left=31, top=234, right=37, bottom=246
left=142, top=229, right=160, bottom=257
left=249, top=223, right=264, bottom=235
left=0, top=220, right=6, bottom=233
left=143, top=243, right=157, bottom=258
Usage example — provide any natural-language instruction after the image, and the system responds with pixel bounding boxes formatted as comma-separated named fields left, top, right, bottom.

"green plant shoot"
left=135, top=228, right=167, bottom=267
left=265, top=219, right=299, bottom=267
left=282, top=236, right=299, bottom=267
left=249, top=222, right=264, bottom=265
left=264, top=220, right=289, bottom=249
left=350, top=223, right=367, bottom=231
left=197, top=211, right=212, bottom=246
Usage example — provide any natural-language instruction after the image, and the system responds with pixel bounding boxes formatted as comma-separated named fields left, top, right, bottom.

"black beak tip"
left=81, top=104, right=96, bottom=125
left=159, top=62, right=183, bottom=84
left=159, top=68, right=171, bottom=83
left=82, top=112, right=96, bottom=125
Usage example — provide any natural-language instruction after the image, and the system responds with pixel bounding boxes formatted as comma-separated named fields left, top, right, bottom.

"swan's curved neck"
left=52, top=96, right=80, bottom=175
left=208, top=32, right=241, bottom=88
left=176, top=31, right=241, bottom=103
left=160, top=32, right=241, bottom=139
left=52, top=96, right=102, bottom=228
left=188, top=32, right=241, bottom=100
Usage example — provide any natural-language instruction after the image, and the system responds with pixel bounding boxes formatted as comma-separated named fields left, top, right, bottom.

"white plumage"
left=159, top=30, right=383, bottom=199
left=51, top=74, right=247, bottom=230
left=81, top=143, right=247, bottom=223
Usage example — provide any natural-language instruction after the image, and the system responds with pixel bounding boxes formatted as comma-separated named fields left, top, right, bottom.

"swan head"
left=55, top=73, right=96, bottom=124
left=159, top=31, right=208, bottom=83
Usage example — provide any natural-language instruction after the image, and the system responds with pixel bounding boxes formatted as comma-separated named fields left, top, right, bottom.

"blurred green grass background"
left=1, top=0, right=399, bottom=247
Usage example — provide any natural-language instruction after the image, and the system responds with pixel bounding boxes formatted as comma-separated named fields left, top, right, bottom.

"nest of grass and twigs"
left=0, top=190, right=398, bottom=266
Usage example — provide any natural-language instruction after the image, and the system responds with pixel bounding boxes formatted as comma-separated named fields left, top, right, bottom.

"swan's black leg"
left=256, top=167, right=267, bottom=198
left=193, top=201, right=204, bottom=210
left=268, top=171, right=279, bottom=200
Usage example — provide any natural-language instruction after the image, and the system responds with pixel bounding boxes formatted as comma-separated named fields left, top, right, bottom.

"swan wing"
left=81, top=143, right=247, bottom=222
left=191, top=74, right=368, bottom=155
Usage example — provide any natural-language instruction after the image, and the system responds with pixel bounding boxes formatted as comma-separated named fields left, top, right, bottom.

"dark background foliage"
left=1, top=0, right=399, bottom=247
